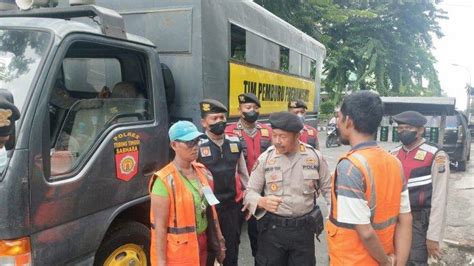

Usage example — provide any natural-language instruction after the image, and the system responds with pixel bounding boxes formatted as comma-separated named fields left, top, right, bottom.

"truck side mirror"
left=0, top=89, right=18, bottom=150
left=161, top=63, right=175, bottom=109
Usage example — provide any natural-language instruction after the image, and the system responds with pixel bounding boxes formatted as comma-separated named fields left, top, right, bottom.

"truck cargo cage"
left=0, top=5, right=126, bottom=39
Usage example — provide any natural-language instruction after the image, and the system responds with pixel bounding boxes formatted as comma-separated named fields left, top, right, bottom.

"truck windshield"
left=0, top=29, right=51, bottom=111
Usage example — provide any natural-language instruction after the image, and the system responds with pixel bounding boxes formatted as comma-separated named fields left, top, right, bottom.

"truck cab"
left=0, top=4, right=170, bottom=265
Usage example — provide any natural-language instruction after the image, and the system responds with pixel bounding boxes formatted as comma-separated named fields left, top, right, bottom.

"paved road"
left=238, top=134, right=474, bottom=265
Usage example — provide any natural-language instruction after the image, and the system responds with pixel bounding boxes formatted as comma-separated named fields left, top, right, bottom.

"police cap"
left=392, top=111, right=427, bottom=127
left=200, top=99, right=228, bottom=116
left=269, top=112, right=303, bottom=133
left=288, top=99, right=307, bottom=109
left=238, top=93, right=261, bottom=107
left=0, top=97, right=20, bottom=137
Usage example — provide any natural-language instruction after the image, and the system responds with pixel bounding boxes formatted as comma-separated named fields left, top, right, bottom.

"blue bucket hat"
left=168, top=121, right=204, bottom=141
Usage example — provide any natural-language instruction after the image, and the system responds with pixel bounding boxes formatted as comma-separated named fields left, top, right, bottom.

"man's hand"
left=258, top=195, right=283, bottom=213
left=241, top=204, right=252, bottom=221
left=427, top=239, right=442, bottom=259
left=216, top=238, right=226, bottom=264
left=381, top=254, right=396, bottom=266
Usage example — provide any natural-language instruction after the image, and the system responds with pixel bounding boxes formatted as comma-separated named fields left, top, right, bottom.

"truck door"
left=28, top=35, right=168, bottom=264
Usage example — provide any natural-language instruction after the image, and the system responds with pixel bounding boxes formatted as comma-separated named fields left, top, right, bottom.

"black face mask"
left=242, top=111, right=259, bottom=123
left=398, top=131, right=418, bottom=146
left=209, top=121, right=227, bottom=135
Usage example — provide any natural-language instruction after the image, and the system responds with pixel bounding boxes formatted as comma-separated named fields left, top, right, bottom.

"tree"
left=254, top=0, right=446, bottom=103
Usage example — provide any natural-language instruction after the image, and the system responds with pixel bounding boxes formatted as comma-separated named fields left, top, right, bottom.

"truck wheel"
left=457, top=161, right=467, bottom=172
left=94, top=221, right=150, bottom=266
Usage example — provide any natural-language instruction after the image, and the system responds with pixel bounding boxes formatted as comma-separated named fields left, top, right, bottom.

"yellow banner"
left=228, top=62, right=316, bottom=116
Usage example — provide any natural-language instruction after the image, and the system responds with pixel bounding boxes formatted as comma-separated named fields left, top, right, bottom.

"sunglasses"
left=175, top=138, right=200, bottom=148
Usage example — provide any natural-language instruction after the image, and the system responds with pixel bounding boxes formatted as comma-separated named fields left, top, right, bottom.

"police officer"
left=288, top=99, right=319, bottom=149
left=225, top=92, right=272, bottom=259
left=391, top=111, right=449, bottom=265
left=0, top=95, right=20, bottom=173
left=198, top=99, right=249, bottom=266
left=243, top=112, right=331, bottom=266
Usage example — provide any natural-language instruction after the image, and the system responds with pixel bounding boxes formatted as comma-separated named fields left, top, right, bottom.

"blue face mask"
left=0, top=147, right=7, bottom=173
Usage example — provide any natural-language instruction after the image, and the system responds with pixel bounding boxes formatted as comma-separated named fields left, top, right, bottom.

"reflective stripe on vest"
left=168, top=226, right=196, bottom=234
left=330, top=153, right=399, bottom=231
left=407, top=174, right=432, bottom=188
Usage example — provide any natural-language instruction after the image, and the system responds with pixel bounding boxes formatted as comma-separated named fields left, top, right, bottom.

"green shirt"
left=152, top=174, right=208, bottom=234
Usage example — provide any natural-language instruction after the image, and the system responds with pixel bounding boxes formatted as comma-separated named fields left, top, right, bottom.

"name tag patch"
left=230, top=143, right=240, bottom=153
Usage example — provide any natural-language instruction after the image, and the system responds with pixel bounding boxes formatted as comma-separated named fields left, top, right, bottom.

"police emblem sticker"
left=260, top=128, right=269, bottom=137
left=120, top=155, right=136, bottom=175
left=200, top=147, right=212, bottom=157
left=270, top=183, right=278, bottom=192
left=230, top=143, right=240, bottom=153
left=308, top=129, right=314, bottom=136
left=113, top=131, right=140, bottom=181
left=414, top=150, right=427, bottom=161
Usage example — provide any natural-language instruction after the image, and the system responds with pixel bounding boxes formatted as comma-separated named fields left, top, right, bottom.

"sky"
left=432, top=0, right=474, bottom=111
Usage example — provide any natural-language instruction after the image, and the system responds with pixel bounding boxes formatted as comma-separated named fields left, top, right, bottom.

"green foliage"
left=254, top=0, right=446, bottom=103
left=319, top=100, right=335, bottom=114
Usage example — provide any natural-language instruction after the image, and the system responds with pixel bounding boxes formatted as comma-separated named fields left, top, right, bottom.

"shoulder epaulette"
left=420, top=143, right=439, bottom=154
left=390, top=145, right=402, bottom=154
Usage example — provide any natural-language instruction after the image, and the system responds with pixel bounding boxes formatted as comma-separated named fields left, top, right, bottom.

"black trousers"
left=208, top=202, right=243, bottom=266
left=256, top=215, right=316, bottom=266
left=408, top=209, right=430, bottom=266
left=248, top=216, right=259, bottom=257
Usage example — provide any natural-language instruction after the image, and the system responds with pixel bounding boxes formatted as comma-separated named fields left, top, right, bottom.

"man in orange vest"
left=288, top=99, right=320, bottom=149
left=327, top=91, right=413, bottom=265
left=391, top=111, right=449, bottom=265
left=149, top=121, right=225, bottom=266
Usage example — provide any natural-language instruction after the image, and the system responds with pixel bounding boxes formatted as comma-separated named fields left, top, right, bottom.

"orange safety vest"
left=327, top=146, right=404, bottom=265
left=149, top=162, right=220, bottom=266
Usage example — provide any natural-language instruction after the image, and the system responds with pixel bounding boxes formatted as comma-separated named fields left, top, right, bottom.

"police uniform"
left=288, top=100, right=319, bottom=149
left=197, top=99, right=249, bottom=266
left=244, top=112, right=331, bottom=266
left=225, top=93, right=272, bottom=258
left=391, top=111, right=449, bottom=265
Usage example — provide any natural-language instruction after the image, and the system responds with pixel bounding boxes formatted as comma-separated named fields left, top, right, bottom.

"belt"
left=265, top=212, right=309, bottom=227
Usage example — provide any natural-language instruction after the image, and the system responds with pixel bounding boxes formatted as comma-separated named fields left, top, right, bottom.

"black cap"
left=238, top=93, right=261, bottom=107
left=288, top=99, right=307, bottom=109
left=269, top=112, right=303, bottom=133
left=393, top=111, right=427, bottom=127
left=0, top=97, right=20, bottom=137
left=200, top=99, right=228, bottom=116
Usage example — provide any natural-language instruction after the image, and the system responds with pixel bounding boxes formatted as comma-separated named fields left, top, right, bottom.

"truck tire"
left=94, top=221, right=150, bottom=266
left=457, top=161, right=467, bottom=172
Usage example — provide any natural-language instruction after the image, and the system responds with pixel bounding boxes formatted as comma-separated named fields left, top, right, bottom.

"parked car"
left=425, top=111, right=471, bottom=171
